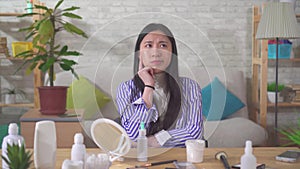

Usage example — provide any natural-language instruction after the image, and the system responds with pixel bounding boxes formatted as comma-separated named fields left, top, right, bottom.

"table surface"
left=19, top=109, right=84, bottom=122
left=1, top=147, right=298, bottom=169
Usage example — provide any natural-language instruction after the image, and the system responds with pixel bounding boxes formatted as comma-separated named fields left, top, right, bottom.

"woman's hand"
left=138, top=59, right=154, bottom=86
left=147, top=135, right=161, bottom=148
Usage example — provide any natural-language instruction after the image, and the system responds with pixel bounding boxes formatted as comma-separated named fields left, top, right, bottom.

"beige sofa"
left=52, top=66, right=268, bottom=148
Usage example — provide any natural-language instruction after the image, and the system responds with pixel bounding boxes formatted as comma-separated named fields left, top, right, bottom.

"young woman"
left=116, top=23, right=203, bottom=147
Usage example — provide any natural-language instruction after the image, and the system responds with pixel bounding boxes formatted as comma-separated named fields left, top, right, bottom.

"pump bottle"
left=137, top=122, right=147, bottom=162
left=71, top=133, right=86, bottom=163
left=241, top=140, right=257, bottom=169
left=2, top=123, right=25, bottom=169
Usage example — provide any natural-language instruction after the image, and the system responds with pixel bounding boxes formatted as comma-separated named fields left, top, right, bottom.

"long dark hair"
left=132, top=23, right=182, bottom=136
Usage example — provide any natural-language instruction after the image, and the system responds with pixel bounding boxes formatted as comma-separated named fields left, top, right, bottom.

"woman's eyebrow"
left=159, top=41, right=169, bottom=43
left=143, top=40, right=153, bottom=43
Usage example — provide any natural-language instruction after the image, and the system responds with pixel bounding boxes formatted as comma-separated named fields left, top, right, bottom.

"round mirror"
left=91, top=118, right=131, bottom=161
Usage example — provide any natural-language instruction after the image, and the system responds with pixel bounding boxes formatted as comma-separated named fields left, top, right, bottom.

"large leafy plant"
left=1, top=143, right=33, bottom=169
left=17, top=0, right=87, bottom=86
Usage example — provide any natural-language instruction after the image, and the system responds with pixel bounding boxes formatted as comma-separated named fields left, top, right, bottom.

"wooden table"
left=19, top=109, right=84, bottom=148
left=2, top=147, right=296, bottom=169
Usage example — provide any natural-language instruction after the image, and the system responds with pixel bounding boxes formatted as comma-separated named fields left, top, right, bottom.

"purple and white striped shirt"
left=116, top=77, right=203, bottom=147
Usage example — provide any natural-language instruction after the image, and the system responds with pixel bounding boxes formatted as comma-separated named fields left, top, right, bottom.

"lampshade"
left=256, top=2, right=300, bottom=39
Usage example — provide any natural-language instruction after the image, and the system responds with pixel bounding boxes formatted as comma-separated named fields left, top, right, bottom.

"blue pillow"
left=202, top=77, right=245, bottom=121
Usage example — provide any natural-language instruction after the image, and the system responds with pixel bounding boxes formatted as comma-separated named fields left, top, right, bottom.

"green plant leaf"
left=32, top=54, right=49, bottom=62
left=35, top=45, right=48, bottom=53
left=62, top=12, right=82, bottom=19
left=32, top=34, right=41, bottom=46
left=25, top=31, right=36, bottom=41
left=39, top=57, right=56, bottom=72
left=15, top=50, right=33, bottom=58
left=61, top=59, right=77, bottom=66
left=1, top=143, right=32, bottom=169
left=63, top=51, right=81, bottom=56
left=18, top=26, right=34, bottom=33
left=38, top=19, right=54, bottom=44
left=63, top=22, right=88, bottom=38
left=267, top=82, right=285, bottom=92
left=34, top=4, right=49, bottom=11
left=59, top=45, right=68, bottom=55
left=54, top=0, right=64, bottom=10
left=17, top=12, right=39, bottom=18
left=62, top=6, right=80, bottom=12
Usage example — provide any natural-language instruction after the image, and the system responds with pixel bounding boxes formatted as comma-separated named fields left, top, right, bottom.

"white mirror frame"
left=91, top=118, right=131, bottom=162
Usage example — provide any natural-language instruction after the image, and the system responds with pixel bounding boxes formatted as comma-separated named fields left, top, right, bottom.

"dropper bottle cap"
left=8, top=123, right=18, bottom=135
left=245, top=140, right=253, bottom=154
left=139, top=122, right=146, bottom=136
left=140, top=122, right=145, bottom=130
left=74, top=133, right=84, bottom=144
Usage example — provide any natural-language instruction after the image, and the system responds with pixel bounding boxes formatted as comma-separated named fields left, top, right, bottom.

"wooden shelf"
left=251, top=6, right=300, bottom=129
left=267, top=102, right=300, bottom=107
left=0, top=103, right=34, bottom=108
left=0, top=13, right=25, bottom=17
left=268, top=58, right=300, bottom=62
left=0, top=1, right=44, bottom=110
left=0, top=57, right=29, bottom=60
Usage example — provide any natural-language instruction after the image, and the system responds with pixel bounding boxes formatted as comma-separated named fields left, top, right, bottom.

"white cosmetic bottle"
left=2, top=123, right=25, bottom=169
left=71, top=133, right=86, bottom=163
left=241, top=140, right=257, bottom=169
left=137, top=122, right=147, bottom=162
left=34, top=120, right=57, bottom=169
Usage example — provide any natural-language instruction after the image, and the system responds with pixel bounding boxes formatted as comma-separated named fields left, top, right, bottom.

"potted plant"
left=1, top=87, right=26, bottom=104
left=267, top=82, right=285, bottom=103
left=1, top=143, right=33, bottom=169
left=16, top=0, right=87, bottom=115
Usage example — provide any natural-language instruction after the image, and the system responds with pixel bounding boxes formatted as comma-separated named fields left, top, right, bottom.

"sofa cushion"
left=202, top=77, right=245, bottom=121
left=67, top=76, right=111, bottom=119
left=204, top=117, right=268, bottom=147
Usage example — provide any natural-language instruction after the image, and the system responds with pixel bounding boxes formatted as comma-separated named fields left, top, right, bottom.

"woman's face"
left=139, top=30, right=172, bottom=74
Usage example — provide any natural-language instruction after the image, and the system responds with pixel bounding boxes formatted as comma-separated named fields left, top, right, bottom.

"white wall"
left=1, top=0, right=300, bottom=102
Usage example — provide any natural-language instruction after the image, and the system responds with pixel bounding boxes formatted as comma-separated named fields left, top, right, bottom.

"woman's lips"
left=151, top=60, right=163, bottom=65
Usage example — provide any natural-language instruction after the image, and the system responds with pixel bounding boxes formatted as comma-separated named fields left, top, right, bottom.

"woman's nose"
left=151, top=48, right=161, bottom=57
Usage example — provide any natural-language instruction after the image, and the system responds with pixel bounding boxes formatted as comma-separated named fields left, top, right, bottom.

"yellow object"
left=11, top=42, right=33, bottom=57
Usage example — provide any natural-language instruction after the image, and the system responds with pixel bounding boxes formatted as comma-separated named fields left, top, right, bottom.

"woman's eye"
left=160, top=43, right=167, bottom=48
left=145, top=43, right=152, bottom=48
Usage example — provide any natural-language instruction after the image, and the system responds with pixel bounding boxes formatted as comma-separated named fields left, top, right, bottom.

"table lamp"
left=256, top=2, right=300, bottom=145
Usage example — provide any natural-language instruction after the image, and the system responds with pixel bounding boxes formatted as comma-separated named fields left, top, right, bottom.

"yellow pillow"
left=67, top=76, right=111, bottom=119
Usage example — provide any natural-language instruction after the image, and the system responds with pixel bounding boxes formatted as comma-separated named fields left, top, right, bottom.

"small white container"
left=185, top=139, right=205, bottom=163
left=71, top=133, right=86, bottom=164
left=241, top=140, right=257, bottom=169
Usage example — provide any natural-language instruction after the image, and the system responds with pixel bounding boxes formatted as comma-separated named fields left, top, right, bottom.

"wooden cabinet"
left=20, top=109, right=84, bottom=148
left=251, top=5, right=300, bottom=128
left=0, top=0, right=43, bottom=109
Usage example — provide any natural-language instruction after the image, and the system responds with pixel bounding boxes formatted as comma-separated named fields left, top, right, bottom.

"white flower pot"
left=5, top=94, right=16, bottom=104
left=267, top=92, right=283, bottom=103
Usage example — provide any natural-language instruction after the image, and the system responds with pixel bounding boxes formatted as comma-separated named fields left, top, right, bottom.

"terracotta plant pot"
left=38, top=86, right=68, bottom=115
